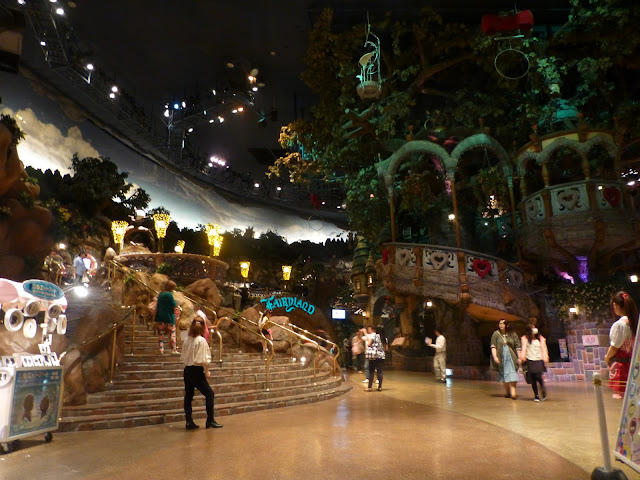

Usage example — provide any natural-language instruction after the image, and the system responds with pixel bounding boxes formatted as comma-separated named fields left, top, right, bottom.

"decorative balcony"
left=518, top=179, right=640, bottom=277
left=116, top=252, right=229, bottom=284
left=379, top=243, right=535, bottom=322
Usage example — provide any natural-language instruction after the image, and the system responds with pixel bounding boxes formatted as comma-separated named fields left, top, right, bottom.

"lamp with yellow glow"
left=111, top=220, right=128, bottom=253
left=212, top=234, right=223, bottom=256
left=205, top=223, right=220, bottom=257
left=240, top=261, right=250, bottom=286
left=174, top=240, right=185, bottom=254
left=282, top=265, right=292, bottom=281
left=153, top=213, right=171, bottom=252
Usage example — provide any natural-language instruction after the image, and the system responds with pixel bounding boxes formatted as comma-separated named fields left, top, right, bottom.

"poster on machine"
left=8, top=367, right=63, bottom=438
left=614, top=332, right=640, bottom=473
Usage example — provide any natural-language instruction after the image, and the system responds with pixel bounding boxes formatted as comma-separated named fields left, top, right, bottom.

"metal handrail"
left=286, top=323, right=341, bottom=375
left=59, top=306, right=135, bottom=383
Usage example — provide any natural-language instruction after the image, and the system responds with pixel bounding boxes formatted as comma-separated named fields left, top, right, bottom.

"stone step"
left=118, top=357, right=298, bottom=371
left=113, top=365, right=319, bottom=384
left=89, top=371, right=335, bottom=403
left=58, top=382, right=352, bottom=432
left=120, top=351, right=268, bottom=363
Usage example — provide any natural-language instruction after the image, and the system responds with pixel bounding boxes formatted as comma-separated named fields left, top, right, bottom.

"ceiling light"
left=212, top=89, right=216, bottom=95
left=55, top=7, right=64, bottom=15
left=17, top=0, right=26, bottom=4
left=248, top=75, right=255, bottom=82
left=40, top=40, right=46, bottom=46
left=252, top=87, right=258, bottom=92
left=173, top=103, right=179, bottom=109
left=163, top=109, right=170, bottom=117
left=237, top=107, right=244, bottom=112
left=49, top=0, right=57, bottom=3
left=276, top=186, right=282, bottom=191
left=86, top=63, right=94, bottom=70
left=209, top=119, right=214, bottom=123
left=250, top=68, right=259, bottom=76
left=111, top=86, right=118, bottom=93
left=181, top=101, right=186, bottom=108
left=188, top=127, right=194, bottom=133
left=218, top=116, right=224, bottom=123
left=232, top=109, right=238, bottom=114
left=254, top=183, right=260, bottom=188
left=109, top=92, right=115, bottom=99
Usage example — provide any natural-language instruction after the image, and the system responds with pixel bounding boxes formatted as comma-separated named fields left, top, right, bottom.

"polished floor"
left=1, top=370, right=635, bottom=479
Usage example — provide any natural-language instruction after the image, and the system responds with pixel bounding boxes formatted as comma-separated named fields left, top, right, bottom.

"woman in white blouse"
left=605, top=291, right=639, bottom=399
left=181, top=319, right=222, bottom=429
left=520, top=324, right=549, bottom=401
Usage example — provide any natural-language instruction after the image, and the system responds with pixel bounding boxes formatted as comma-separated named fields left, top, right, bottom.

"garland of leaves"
left=0, top=114, right=25, bottom=144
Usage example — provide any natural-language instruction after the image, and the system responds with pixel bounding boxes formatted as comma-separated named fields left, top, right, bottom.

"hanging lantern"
left=356, top=22, right=382, bottom=99
left=174, top=240, right=185, bottom=253
left=240, top=261, right=250, bottom=280
left=111, top=220, right=128, bottom=252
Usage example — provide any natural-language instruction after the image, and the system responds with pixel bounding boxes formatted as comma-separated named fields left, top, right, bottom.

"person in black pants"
left=365, top=324, right=388, bottom=392
left=180, top=319, right=222, bottom=429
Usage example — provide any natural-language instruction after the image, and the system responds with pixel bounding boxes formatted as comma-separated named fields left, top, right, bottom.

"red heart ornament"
left=472, top=259, right=492, bottom=278
left=603, top=187, right=621, bottom=207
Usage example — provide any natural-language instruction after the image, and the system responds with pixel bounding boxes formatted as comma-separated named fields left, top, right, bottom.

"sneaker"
left=534, top=396, right=540, bottom=402
left=362, top=379, right=369, bottom=383
left=375, top=379, right=379, bottom=384
left=364, top=388, right=372, bottom=392
left=377, top=387, right=382, bottom=391
left=613, top=393, right=623, bottom=399
left=171, top=349, right=180, bottom=355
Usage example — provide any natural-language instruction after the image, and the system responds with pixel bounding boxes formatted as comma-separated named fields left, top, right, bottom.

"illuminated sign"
left=22, top=280, right=64, bottom=301
left=261, top=295, right=315, bottom=315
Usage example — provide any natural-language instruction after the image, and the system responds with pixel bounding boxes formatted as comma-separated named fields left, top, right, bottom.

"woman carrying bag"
left=365, top=324, right=388, bottom=392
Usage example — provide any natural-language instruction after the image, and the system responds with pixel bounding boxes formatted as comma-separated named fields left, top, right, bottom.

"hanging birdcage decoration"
left=356, top=18, right=382, bottom=99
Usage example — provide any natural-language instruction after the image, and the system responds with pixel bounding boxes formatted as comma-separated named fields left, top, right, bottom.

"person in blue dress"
left=490, top=319, right=522, bottom=400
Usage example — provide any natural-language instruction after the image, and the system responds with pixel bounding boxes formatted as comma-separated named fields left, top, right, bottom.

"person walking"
left=181, top=318, right=222, bottom=430
left=490, top=319, right=521, bottom=400
left=427, top=328, right=447, bottom=383
left=155, top=280, right=178, bottom=355
left=72, top=251, right=87, bottom=284
left=605, top=291, right=639, bottom=399
left=363, top=326, right=375, bottom=384
left=351, top=329, right=366, bottom=373
left=520, top=324, right=549, bottom=401
left=365, top=324, right=387, bottom=392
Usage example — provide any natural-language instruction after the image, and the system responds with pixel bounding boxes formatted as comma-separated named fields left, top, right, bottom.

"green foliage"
left=552, top=280, right=632, bottom=321
left=0, top=114, right=25, bottom=144
left=474, top=166, right=510, bottom=216
left=344, top=167, right=389, bottom=243
left=156, top=262, right=172, bottom=275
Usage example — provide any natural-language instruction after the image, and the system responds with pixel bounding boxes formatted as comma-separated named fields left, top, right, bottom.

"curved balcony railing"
left=115, top=252, right=229, bottom=283
left=520, top=179, right=630, bottom=225
left=381, top=242, right=530, bottom=320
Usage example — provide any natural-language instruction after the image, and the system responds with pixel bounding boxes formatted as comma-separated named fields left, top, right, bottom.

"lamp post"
left=240, top=261, right=250, bottom=287
left=282, top=265, right=292, bottom=289
left=174, top=240, right=185, bottom=254
left=205, top=223, right=220, bottom=257
left=153, top=213, right=170, bottom=253
left=111, top=220, right=128, bottom=253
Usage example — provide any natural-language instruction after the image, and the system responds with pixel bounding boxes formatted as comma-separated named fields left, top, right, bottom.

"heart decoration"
left=397, top=248, right=413, bottom=266
left=472, top=258, right=492, bottom=278
left=507, top=270, right=523, bottom=288
left=429, top=251, right=448, bottom=271
left=526, top=201, right=538, bottom=219
left=603, top=187, right=621, bottom=207
left=557, top=189, right=579, bottom=211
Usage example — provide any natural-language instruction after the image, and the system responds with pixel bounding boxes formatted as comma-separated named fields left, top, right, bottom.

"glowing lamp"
left=174, top=240, right=185, bottom=254
left=205, top=224, right=221, bottom=256
left=282, top=265, right=292, bottom=281
left=111, top=220, right=128, bottom=252
left=240, top=262, right=250, bottom=281
left=212, top=234, right=223, bottom=256
left=631, top=275, right=638, bottom=283
left=153, top=213, right=171, bottom=252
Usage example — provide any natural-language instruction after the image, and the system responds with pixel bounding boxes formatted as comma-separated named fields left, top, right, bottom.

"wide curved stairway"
left=59, top=308, right=350, bottom=431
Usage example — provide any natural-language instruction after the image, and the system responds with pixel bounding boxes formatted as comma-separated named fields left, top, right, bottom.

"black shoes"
left=186, top=421, right=199, bottom=430
left=206, top=420, right=223, bottom=429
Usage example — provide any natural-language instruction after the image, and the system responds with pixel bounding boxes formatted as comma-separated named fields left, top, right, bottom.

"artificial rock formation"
left=0, top=121, right=54, bottom=279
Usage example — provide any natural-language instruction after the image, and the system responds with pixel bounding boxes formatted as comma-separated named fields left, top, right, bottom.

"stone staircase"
left=59, top=320, right=350, bottom=431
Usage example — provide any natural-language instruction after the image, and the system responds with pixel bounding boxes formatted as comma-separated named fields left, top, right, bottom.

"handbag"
left=366, top=334, right=385, bottom=360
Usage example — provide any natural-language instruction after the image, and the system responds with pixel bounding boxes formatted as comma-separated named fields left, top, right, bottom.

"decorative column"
left=388, top=185, right=396, bottom=243
left=447, top=171, right=462, bottom=250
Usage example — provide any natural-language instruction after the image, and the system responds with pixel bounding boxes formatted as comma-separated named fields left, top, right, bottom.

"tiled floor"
left=1, top=370, right=635, bottom=479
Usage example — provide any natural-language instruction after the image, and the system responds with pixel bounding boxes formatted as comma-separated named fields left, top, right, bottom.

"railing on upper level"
left=381, top=242, right=530, bottom=320
left=520, top=179, right=631, bottom=225
left=114, top=253, right=229, bottom=284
